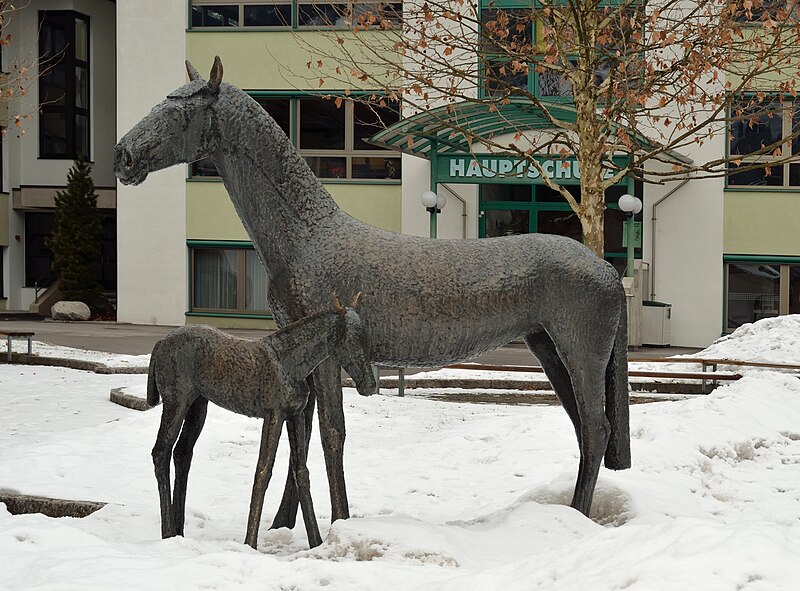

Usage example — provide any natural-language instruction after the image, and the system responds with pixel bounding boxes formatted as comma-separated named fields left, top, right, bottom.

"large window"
left=728, top=98, right=800, bottom=187
left=190, top=245, right=270, bottom=314
left=39, top=11, right=90, bottom=159
left=189, top=1, right=401, bottom=29
left=479, top=3, right=616, bottom=100
left=726, top=260, right=800, bottom=330
left=191, top=95, right=401, bottom=180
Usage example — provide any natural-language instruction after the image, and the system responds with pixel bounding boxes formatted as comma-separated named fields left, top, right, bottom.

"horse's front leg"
left=287, top=412, right=323, bottom=548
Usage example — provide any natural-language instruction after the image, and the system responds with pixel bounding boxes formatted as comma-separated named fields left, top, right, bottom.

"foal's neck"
left=267, top=312, right=340, bottom=382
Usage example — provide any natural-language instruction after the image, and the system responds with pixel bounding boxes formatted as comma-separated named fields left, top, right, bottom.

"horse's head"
left=114, top=57, right=225, bottom=186
left=332, top=293, right=377, bottom=397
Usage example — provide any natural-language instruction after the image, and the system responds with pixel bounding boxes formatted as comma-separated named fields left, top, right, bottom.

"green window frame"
left=726, top=97, right=800, bottom=189
left=188, top=0, right=401, bottom=30
left=189, top=93, right=402, bottom=181
left=189, top=242, right=271, bottom=315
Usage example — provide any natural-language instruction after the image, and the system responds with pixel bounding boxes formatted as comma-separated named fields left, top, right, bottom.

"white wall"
left=642, top=139, right=726, bottom=348
left=115, top=0, right=186, bottom=325
left=401, top=154, right=479, bottom=239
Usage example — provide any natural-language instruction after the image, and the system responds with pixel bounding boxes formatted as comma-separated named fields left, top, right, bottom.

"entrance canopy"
left=367, top=98, right=583, bottom=158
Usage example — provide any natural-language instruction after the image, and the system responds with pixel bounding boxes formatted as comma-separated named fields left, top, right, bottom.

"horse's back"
left=294, top=223, right=623, bottom=366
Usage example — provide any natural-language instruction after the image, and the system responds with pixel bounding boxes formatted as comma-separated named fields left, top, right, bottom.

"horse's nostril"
left=123, top=149, right=133, bottom=169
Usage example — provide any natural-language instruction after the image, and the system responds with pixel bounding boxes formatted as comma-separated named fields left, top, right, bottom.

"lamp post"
left=617, top=193, right=643, bottom=278
left=421, top=190, right=446, bottom=239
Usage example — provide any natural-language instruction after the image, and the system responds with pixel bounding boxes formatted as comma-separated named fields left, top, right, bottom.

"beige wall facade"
left=724, top=190, right=800, bottom=256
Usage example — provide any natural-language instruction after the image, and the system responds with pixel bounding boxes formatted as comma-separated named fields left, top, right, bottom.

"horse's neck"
left=213, top=86, right=341, bottom=277
left=267, top=313, right=339, bottom=382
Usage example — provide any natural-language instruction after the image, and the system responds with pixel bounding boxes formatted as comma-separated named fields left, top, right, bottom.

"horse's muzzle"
left=113, top=143, right=148, bottom=186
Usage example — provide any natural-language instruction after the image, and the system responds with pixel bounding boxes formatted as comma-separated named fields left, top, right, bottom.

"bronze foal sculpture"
left=116, top=57, right=630, bottom=528
left=147, top=296, right=375, bottom=549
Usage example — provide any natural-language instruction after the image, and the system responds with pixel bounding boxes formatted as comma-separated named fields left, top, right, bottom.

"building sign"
left=436, top=155, right=627, bottom=185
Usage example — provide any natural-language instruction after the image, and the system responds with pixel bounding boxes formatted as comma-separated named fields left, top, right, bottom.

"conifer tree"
left=47, top=157, right=104, bottom=308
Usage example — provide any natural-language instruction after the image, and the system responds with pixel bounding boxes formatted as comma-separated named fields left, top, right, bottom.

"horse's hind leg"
left=245, top=411, right=284, bottom=549
left=171, top=396, right=208, bottom=536
left=524, top=330, right=581, bottom=446
left=552, top=326, right=614, bottom=516
left=526, top=327, right=612, bottom=516
left=152, top=397, right=189, bottom=538
left=287, top=412, right=323, bottom=548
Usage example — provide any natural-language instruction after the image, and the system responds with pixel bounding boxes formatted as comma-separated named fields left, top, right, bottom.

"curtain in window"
left=194, top=249, right=237, bottom=309
left=245, top=250, right=269, bottom=311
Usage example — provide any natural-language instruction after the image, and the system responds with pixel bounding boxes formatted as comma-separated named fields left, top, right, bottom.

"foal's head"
left=332, top=294, right=377, bottom=397
left=114, top=57, right=225, bottom=186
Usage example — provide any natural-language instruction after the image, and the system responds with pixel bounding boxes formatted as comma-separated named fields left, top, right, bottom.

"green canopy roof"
left=367, top=99, right=581, bottom=158
left=366, top=98, right=673, bottom=162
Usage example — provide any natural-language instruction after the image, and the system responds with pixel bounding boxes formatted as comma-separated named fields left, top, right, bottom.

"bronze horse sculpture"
left=147, top=296, right=375, bottom=549
left=115, top=57, right=630, bottom=528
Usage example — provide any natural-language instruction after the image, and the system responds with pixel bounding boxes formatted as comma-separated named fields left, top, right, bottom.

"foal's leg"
left=171, top=396, right=208, bottom=536
left=244, top=411, right=284, bottom=549
left=152, top=397, right=190, bottom=538
left=271, top=376, right=316, bottom=530
left=309, top=359, right=350, bottom=522
left=287, top=412, right=323, bottom=548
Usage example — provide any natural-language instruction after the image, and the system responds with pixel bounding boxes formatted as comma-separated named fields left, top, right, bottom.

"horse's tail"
left=147, top=347, right=161, bottom=407
left=604, top=290, right=631, bottom=470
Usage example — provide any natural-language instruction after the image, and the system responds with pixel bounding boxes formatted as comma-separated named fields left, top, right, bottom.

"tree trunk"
left=579, top=187, right=606, bottom=258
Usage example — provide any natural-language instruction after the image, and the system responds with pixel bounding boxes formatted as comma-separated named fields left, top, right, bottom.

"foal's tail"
left=146, top=349, right=161, bottom=407
left=604, top=292, right=631, bottom=469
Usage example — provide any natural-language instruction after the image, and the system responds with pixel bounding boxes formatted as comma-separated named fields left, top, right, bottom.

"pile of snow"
left=685, top=314, right=800, bottom=365
left=3, top=322, right=800, bottom=588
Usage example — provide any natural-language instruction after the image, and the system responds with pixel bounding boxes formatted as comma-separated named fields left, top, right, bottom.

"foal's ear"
left=331, top=292, right=346, bottom=315
left=351, top=292, right=363, bottom=308
left=208, top=56, right=223, bottom=94
left=186, top=60, right=202, bottom=82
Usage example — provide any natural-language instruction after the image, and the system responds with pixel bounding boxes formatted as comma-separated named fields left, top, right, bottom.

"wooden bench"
left=0, top=330, right=35, bottom=362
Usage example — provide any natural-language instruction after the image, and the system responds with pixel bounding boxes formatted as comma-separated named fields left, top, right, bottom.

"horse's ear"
left=351, top=292, right=363, bottom=308
left=186, top=60, right=202, bottom=82
left=208, top=56, right=223, bottom=94
left=331, top=292, right=346, bottom=315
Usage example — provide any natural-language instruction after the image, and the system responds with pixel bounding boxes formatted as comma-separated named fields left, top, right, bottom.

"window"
left=39, top=11, right=90, bottom=159
left=189, top=1, right=401, bottom=29
left=190, top=95, right=401, bottom=180
left=728, top=98, right=800, bottom=187
left=731, top=0, right=798, bottom=23
left=191, top=246, right=269, bottom=313
left=24, top=212, right=57, bottom=288
left=725, top=260, right=800, bottom=330
left=479, top=2, right=628, bottom=100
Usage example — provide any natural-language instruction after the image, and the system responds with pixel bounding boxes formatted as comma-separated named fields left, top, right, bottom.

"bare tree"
left=284, top=0, right=800, bottom=256
left=1, top=1, right=38, bottom=138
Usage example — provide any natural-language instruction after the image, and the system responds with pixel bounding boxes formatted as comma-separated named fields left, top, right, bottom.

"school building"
left=2, top=0, right=799, bottom=347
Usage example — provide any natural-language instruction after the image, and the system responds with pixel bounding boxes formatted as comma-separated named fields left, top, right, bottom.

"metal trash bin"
left=641, top=300, right=672, bottom=347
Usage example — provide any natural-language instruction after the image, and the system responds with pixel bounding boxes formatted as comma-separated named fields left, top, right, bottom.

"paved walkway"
left=0, top=318, right=701, bottom=365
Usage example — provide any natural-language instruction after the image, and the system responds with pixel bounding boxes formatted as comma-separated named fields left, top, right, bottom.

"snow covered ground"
left=2, top=318, right=800, bottom=590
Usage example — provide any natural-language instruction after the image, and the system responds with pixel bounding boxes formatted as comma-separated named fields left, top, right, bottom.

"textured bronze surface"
left=115, top=57, right=630, bottom=526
